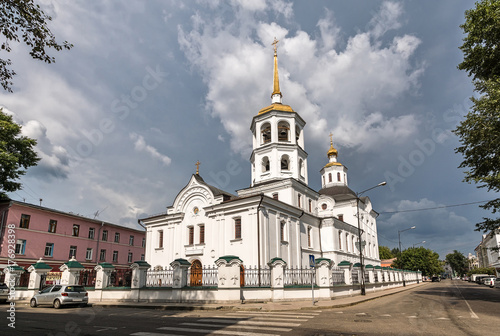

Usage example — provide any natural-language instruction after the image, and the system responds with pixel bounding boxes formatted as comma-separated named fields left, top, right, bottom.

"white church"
left=142, top=40, right=382, bottom=271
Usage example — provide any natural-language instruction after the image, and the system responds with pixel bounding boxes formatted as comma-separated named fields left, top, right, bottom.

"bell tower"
left=249, top=38, right=308, bottom=187
left=320, top=133, right=348, bottom=188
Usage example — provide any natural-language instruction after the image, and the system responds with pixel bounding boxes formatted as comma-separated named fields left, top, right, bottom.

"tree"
left=467, top=267, right=496, bottom=276
left=378, top=246, right=394, bottom=259
left=445, top=250, right=468, bottom=277
left=0, top=108, right=40, bottom=196
left=0, top=0, right=72, bottom=92
left=455, top=0, right=500, bottom=233
left=392, top=247, right=443, bottom=277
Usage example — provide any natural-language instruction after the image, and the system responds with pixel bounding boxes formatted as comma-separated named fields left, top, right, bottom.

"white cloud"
left=130, top=133, right=172, bottom=166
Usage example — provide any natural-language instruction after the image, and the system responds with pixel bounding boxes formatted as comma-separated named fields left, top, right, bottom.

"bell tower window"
left=295, top=126, right=301, bottom=142
left=328, top=173, right=332, bottom=182
left=280, top=155, right=290, bottom=170
left=337, top=172, right=341, bottom=181
left=278, top=121, right=290, bottom=142
left=262, top=156, right=270, bottom=172
left=261, top=123, right=271, bottom=144
left=299, top=159, right=304, bottom=177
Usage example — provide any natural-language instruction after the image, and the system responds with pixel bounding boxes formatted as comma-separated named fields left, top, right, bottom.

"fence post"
left=374, top=266, right=382, bottom=284
left=315, top=258, right=332, bottom=300
left=27, top=258, right=52, bottom=294
left=170, top=258, right=190, bottom=289
left=365, top=264, right=374, bottom=284
left=338, top=261, right=352, bottom=285
left=268, top=257, right=286, bottom=301
left=215, top=255, right=243, bottom=301
left=94, top=263, right=115, bottom=289
left=59, top=257, right=84, bottom=285
left=130, top=261, right=151, bottom=289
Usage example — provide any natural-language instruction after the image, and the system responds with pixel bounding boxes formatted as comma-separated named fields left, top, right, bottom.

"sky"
left=0, top=0, right=492, bottom=259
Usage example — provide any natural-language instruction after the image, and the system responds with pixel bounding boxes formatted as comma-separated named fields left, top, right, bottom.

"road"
left=0, top=280, right=498, bottom=335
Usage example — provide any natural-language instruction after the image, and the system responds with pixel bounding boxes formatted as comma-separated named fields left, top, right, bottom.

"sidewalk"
left=89, top=282, right=427, bottom=312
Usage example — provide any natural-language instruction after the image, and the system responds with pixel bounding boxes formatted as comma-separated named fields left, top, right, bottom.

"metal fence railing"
left=331, top=267, right=345, bottom=285
left=284, top=267, right=315, bottom=286
left=146, top=268, right=173, bottom=287
left=243, top=266, right=271, bottom=287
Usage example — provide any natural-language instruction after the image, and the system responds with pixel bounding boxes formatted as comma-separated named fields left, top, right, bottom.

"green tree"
left=378, top=246, right=394, bottom=259
left=0, top=108, right=40, bottom=196
left=392, top=247, right=443, bottom=277
left=455, top=0, right=500, bottom=233
left=467, top=267, right=496, bottom=276
left=445, top=250, right=468, bottom=277
left=0, top=0, right=72, bottom=92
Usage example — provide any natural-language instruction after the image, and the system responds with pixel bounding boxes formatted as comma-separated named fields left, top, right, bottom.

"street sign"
left=355, top=240, right=366, bottom=251
left=309, top=254, right=315, bottom=268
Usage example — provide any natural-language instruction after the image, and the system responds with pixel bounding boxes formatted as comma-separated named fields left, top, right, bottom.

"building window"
left=328, top=173, right=332, bottom=183
left=142, top=237, right=146, bottom=248
left=352, top=236, right=356, bottom=252
left=338, top=214, right=344, bottom=221
left=86, top=248, right=93, bottom=260
left=337, top=172, right=341, bottom=182
left=88, top=228, right=95, bottom=239
left=234, top=218, right=242, bottom=239
left=140, top=254, right=145, bottom=261
left=20, top=214, right=30, bottom=229
left=298, top=194, right=302, bottom=208
left=199, top=225, right=205, bottom=244
left=114, top=232, right=120, bottom=243
left=15, top=239, right=26, bottom=255
left=102, top=230, right=108, bottom=241
left=321, top=203, right=327, bottom=210
left=272, top=193, right=279, bottom=200
left=299, top=159, right=304, bottom=177
left=158, top=230, right=163, bottom=248
left=346, top=233, right=350, bottom=252
left=128, top=252, right=133, bottom=263
left=261, top=123, right=271, bottom=144
left=281, top=154, right=290, bottom=170
left=188, top=226, right=194, bottom=245
left=338, top=232, right=342, bottom=250
left=129, top=235, right=134, bottom=246
left=99, top=249, right=106, bottom=261
left=309, top=199, right=312, bottom=212
left=69, top=245, right=77, bottom=259
left=280, top=221, right=286, bottom=242
left=45, top=243, right=54, bottom=257
left=72, top=224, right=80, bottom=237
left=308, top=227, right=312, bottom=247
left=262, top=156, right=270, bottom=172
left=112, top=251, right=118, bottom=262
left=278, top=121, right=290, bottom=141
left=48, top=220, right=57, bottom=233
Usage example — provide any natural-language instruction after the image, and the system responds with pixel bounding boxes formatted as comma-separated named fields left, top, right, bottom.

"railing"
left=284, top=267, right=315, bottom=286
left=18, top=272, right=30, bottom=287
left=331, top=267, right=345, bottom=285
left=187, top=266, right=218, bottom=287
left=108, top=269, right=132, bottom=287
left=243, top=266, right=271, bottom=287
left=351, top=270, right=359, bottom=284
left=146, top=268, right=174, bottom=287
left=79, top=269, right=96, bottom=287
left=364, top=271, right=370, bottom=283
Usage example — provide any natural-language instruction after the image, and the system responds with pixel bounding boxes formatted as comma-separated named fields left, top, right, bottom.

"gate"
left=189, top=260, right=202, bottom=287
left=79, top=269, right=96, bottom=287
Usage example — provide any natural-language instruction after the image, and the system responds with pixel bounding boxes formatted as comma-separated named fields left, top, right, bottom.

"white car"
left=482, top=277, right=495, bottom=286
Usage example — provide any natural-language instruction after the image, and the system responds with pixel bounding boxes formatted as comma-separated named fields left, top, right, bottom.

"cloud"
left=178, top=0, right=424, bottom=158
left=130, top=132, right=172, bottom=166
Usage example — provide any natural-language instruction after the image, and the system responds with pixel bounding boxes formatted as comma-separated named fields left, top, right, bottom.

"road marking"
left=356, top=313, right=367, bottom=316
left=198, top=318, right=301, bottom=327
left=380, top=314, right=391, bottom=317
left=334, top=311, right=344, bottom=314
left=181, top=322, right=292, bottom=332
left=131, top=333, right=183, bottom=336
left=436, top=317, right=450, bottom=320
left=226, top=312, right=314, bottom=319
left=453, top=282, right=479, bottom=319
left=408, top=316, right=417, bottom=318
left=157, top=326, right=279, bottom=336
left=212, top=315, right=308, bottom=322
left=230, top=311, right=320, bottom=316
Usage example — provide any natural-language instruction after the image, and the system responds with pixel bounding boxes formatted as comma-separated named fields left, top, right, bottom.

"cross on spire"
left=272, top=37, right=279, bottom=55
left=195, top=161, right=201, bottom=175
left=329, top=132, right=333, bottom=145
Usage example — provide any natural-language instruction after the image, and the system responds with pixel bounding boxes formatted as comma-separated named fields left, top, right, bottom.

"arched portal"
left=190, top=260, right=202, bottom=287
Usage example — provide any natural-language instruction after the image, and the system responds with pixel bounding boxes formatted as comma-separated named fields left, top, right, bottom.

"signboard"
left=309, top=254, right=315, bottom=268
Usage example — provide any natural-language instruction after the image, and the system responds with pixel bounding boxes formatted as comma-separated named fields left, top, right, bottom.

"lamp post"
left=398, top=226, right=416, bottom=287
left=356, top=181, right=386, bottom=295
left=412, top=241, right=425, bottom=248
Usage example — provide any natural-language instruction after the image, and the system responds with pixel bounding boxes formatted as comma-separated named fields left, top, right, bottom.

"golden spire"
left=271, top=37, right=282, bottom=100
left=327, top=132, right=338, bottom=157
left=195, top=160, right=201, bottom=175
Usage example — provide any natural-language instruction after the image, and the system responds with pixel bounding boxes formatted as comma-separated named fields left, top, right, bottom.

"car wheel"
left=30, top=299, right=37, bottom=308
left=53, top=299, right=61, bottom=309
left=79, top=303, right=87, bottom=308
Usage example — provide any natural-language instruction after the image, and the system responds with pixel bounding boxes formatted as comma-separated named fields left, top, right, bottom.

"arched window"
left=278, top=121, right=290, bottom=141
left=299, top=159, right=304, bottom=177
left=346, top=233, right=350, bottom=252
left=280, top=220, right=286, bottom=242
left=307, top=227, right=312, bottom=247
left=328, top=173, right=332, bottom=182
left=338, top=231, right=342, bottom=250
left=295, top=126, right=301, bottom=143
left=262, top=157, right=270, bottom=172
left=281, top=155, right=290, bottom=170
left=352, top=236, right=356, bottom=252
left=322, top=175, right=325, bottom=186
left=337, top=172, right=341, bottom=182
left=261, top=123, right=271, bottom=144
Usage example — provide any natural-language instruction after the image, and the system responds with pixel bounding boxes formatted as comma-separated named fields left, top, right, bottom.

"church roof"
left=193, top=174, right=236, bottom=200
left=318, top=185, right=357, bottom=201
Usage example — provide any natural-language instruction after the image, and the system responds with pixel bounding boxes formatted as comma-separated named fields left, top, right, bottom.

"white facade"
left=141, top=46, right=381, bottom=271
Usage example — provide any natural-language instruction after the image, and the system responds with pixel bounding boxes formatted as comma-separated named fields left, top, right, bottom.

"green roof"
left=32, top=262, right=52, bottom=270
left=337, top=261, right=352, bottom=266
left=269, top=257, right=285, bottom=263
left=132, top=261, right=151, bottom=267
left=65, top=260, right=84, bottom=268
left=365, top=264, right=374, bottom=269
left=172, top=258, right=191, bottom=266
left=6, top=265, right=25, bottom=271
left=98, top=262, right=115, bottom=269
left=315, top=258, right=332, bottom=264
left=374, top=266, right=382, bottom=269
left=353, top=263, right=362, bottom=268
left=217, top=255, right=242, bottom=263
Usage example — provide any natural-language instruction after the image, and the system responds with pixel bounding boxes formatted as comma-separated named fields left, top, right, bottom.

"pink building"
left=0, top=200, right=145, bottom=271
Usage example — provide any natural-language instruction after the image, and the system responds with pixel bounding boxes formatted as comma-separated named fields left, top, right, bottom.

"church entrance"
left=240, top=265, right=245, bottom=287
left=190, top=260, right=202, bottom=287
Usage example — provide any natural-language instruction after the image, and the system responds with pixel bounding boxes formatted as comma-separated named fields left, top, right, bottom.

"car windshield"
left=65, top=286, right=86, bottom=292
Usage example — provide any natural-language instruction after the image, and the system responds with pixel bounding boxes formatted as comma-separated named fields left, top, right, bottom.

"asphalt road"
left=0, top=280, right=498, bottom=335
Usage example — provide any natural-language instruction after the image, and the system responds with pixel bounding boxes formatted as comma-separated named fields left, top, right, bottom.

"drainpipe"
left=257, top=194, right=264, bottom=287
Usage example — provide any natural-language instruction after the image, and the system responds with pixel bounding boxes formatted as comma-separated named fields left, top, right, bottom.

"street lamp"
left=412, top=240, right=425, bottom=248
left=356, top=181, right=386, bottom=295
left=398, top=226, right=416, bottom=287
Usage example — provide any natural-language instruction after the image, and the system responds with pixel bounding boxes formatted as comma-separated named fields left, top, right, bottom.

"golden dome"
left=327, top=143, right=338, bottom=157
left=258, top=103, right=295, bottom=115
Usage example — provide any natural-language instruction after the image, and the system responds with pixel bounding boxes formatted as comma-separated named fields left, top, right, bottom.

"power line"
left=379, top=200, right=494, bottom=215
